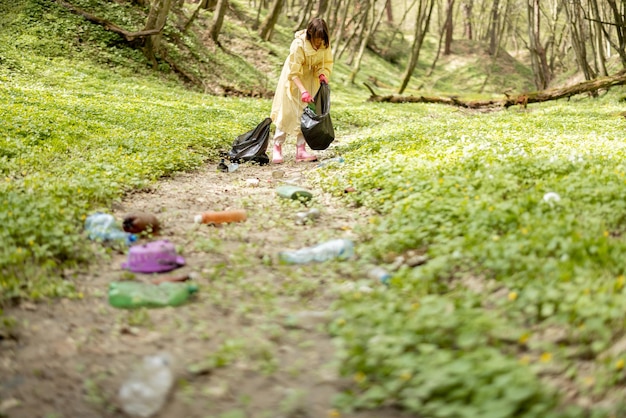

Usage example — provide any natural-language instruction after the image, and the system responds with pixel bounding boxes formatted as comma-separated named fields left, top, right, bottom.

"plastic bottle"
left=295, top=208, right=321, bottom=225
left=118, top=353, right=174, bottom=417
left=108, top=281, right=198, bottom=309
left=317, top=157, right=345, bottom=167
left=276, top=185, right=313, bottom=201
left=279, top=238, right=354, bottom=264
left=193, top=209, right=247, bottom=224
left=84, top=212, right=136, bottom=245
left=367, top=266, right=392, bottom=285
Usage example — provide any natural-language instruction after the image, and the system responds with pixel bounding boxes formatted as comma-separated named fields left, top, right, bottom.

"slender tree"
left=589, top=0, right=608, bottom=77
left=143, top=0, right=173, bottom=68
left=461, top=0, right=472, bottom=39
left=349, top=0, right=388, bottom=83
left=398, top=0, right=436, bottom=94
left=527, top=0, right=550, bottom=89
left=564, top=0, right=594, bottom=80
left=209, top=0, right=228, bottom=44
left=443, top=0, right=455, bottom=55
left=259, top=0, right=283, bottom=40
left=605, top=0, right=626, bottom=66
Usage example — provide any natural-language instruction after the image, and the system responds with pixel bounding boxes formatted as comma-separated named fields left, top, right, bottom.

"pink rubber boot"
left=295, top=143, right=317, bottom=162
left=272, top=143, right=284, bottom=164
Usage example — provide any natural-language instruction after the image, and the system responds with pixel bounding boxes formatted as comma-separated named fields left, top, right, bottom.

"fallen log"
left=56, top=0, right=163, bottom=44
left=366, top=69, right=626, bottom=109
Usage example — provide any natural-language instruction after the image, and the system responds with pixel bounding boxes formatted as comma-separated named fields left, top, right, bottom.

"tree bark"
left=366, top=70, right=626, bottom=109
left=589, top=0, right=608, bottom=77
left=443, top=0, right=454, bottom=55
left=461, top=0, right=472, bottom=40
left=564, top=0, right=594, bottom=81
left=527, top=0, right=550, bottom=89
left=258, top=0, right=283, bottom=41
left=209, top=0, right=228, bottom=44
left=348, top=0, right=387, bottom=83
left=397, top=0, right=436, bottom=94
left=55, top=0, right=164, bottom=44
left=605, top=0, right=626, bottom=67
left=143, top=0, right=173, bottom=68
left=487, top=0, right=499, bottom=56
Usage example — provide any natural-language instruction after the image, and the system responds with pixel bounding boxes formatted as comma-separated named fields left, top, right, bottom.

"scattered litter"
left=276, top=185, right=312, bottom=201
left=108, top=281, right=198, bottom=309
left=317, top=157, right=344, bottom=167
left=367, top=266, right=392, bottom=285
left=119, top=353, right=174, bottom=417
left=122, top=240, right=185, bottom=273
left=194, top=209, right=247, bottom=224
left=245, top=178, right=260, bottom=187
left=279, top=238, right=354, bottom=264
left=85, top=212, right=136, bottom=245
left=123, top=212, right=160, bottom=234
left=295, top=208, right=321, bottom=225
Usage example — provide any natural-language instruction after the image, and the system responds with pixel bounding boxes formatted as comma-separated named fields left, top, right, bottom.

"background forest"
left=2, top=0, right=626, bottom=417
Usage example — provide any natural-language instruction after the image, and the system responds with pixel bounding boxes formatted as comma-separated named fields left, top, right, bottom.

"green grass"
left=317, top=95, right=626, bottom=416
left=4, top=0, right=626, bottom=416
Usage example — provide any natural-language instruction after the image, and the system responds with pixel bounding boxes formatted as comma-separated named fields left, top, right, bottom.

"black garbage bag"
left=301, top=83, right=335, bottom=150
left=227, top=117, right=272, bottom=165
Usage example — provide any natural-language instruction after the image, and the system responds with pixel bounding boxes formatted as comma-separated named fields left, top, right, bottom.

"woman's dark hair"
left=306, top=18, right=330, bottom=48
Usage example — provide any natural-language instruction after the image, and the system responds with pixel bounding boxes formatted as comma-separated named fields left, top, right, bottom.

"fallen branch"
left=56, top=0, right=163, bottom=43
left=366, top=69, right=626, bottom=109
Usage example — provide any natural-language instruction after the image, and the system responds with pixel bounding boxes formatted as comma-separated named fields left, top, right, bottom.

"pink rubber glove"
left=301, top=91, right=313, bottom=103
left=319, top=74, right=328, bottom=84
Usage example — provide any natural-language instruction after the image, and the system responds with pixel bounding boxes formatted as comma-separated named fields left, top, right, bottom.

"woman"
left=270, top=18, right=333, bottom=164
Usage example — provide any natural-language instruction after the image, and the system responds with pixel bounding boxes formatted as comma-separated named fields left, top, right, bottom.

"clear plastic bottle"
left=118, top=353, right=174, bottom=417
left=367, top=266, right=392, bottom=285
left=84, top=212, right=136, bottom=245
left=279, top=238, right=354, bottom=264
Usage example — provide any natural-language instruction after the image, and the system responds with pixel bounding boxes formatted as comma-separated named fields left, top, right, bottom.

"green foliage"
left=318, top=93, right=626, bottom=416
left=2, top=0, right=626, bottom=416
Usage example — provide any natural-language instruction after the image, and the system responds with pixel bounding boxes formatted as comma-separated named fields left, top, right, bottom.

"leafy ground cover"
left=3, top=0, right=626, bottom=417
left=317, top=97, right=626, bottom=416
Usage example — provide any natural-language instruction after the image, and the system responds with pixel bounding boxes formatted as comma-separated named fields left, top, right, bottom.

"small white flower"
left=543, top=192, right=561, bottom=203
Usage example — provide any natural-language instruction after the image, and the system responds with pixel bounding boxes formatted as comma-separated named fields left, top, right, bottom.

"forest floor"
left=0, top=144, right=411, bottom=418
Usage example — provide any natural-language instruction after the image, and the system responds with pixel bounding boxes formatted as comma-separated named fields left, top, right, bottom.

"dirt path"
left=0, top=147, right=410, bottom=418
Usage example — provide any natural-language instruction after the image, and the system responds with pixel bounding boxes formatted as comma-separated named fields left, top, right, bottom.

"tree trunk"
left=527, top=0, right=550, bottom=89
left=349, top=0, right=387, bottom=84
left=332, top=0, right=352, bottom=57
left=461, top=0, right=472, bottom=40
left=589, top=0, right=608, bottom=77
left=143, top=0, right=173, bottom=69
left=294, top=0, right=314, bottom=31
left=564, top=0, right=594, bottom=81
left=443, top=0, right=454, bottom=55
left=398, top=0, right=436, bottom=94
left=209, top=0, right=229, bottom=44
left=606, top=0, right=626, bottom=67
left=487, top=0, right=499, bottom=56
left=258, top=0, right=283, bottom=41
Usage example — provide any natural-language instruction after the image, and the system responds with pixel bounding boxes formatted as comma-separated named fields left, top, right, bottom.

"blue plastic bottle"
left=85, top=212, right=136, bottom=245
left=279, top=239, right=354, bottom=264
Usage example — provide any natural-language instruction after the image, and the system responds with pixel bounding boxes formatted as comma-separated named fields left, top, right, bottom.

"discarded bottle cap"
left=194, top=209, right=247, bottom=224
left=295, top=208, right=321, bottom=225
left=276, top=185, right=312, bottom=201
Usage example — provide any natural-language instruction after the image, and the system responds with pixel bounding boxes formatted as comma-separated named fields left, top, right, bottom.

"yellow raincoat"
left=270, top=30, right=334, bottom=136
